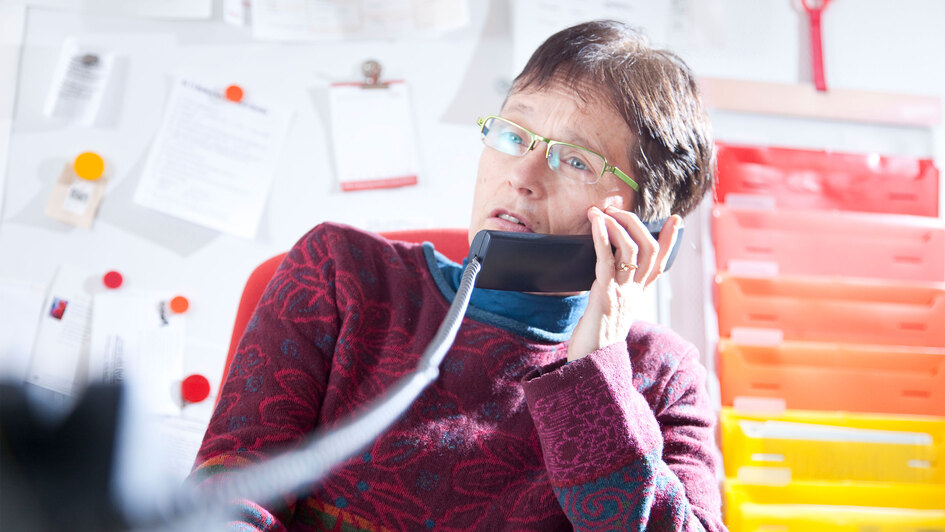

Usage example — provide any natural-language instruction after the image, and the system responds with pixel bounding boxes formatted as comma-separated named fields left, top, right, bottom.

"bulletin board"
left=1, top=0, right=943, bottom=485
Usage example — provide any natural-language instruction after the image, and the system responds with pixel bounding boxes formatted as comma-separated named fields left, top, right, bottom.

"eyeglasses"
left=477, top=115, right=639, bottom=191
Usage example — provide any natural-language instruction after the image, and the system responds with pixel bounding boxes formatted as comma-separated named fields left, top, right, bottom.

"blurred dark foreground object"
left=1, top=382, right=128, bottom=532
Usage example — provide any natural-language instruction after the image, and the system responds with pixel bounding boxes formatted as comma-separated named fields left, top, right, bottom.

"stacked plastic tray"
left=713, top=142, right=945, bottom=532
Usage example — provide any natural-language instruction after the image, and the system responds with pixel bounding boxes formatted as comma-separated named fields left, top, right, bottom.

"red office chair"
left=218, top=228, right=469, bottom=401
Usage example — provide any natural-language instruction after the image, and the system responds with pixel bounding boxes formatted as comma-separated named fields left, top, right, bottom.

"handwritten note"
left=133, top=78, right=291, bottom=238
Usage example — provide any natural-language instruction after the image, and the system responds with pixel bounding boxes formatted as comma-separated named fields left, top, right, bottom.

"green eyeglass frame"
left=477, top=116, right=639, bottom=192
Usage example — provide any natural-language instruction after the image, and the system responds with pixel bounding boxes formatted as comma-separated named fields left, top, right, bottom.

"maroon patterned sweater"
left=191, top=223, right=724, bottom=531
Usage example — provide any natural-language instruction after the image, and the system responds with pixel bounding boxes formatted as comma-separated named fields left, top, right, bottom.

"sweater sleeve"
left=188, top=225, right=342, bottom=530
left=521, top=339, right=725, bottom=531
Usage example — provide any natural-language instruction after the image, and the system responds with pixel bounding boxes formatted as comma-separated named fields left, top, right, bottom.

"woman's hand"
left=566, top=206, right=682, bottom=362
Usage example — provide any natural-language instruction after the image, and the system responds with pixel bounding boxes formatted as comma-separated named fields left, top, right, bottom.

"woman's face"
left=469, top=81, right=637, bottom=242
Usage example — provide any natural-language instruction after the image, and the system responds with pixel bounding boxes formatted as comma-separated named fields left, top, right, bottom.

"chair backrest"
left=219, top=228, right=469, bottom=400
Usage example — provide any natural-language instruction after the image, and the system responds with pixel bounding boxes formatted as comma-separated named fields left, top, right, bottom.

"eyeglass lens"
left=480, top=117, right=605, bottom=184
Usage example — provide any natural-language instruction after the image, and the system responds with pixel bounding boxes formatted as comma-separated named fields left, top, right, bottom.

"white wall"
left=2, top=0, right=943, bottom=416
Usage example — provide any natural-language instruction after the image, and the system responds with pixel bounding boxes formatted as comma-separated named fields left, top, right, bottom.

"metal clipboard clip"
left=360, top=59, right=389, bottom=89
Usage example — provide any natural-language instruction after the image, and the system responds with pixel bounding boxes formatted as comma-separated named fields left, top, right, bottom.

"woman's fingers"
left=603, top=206, right=657, bottom=285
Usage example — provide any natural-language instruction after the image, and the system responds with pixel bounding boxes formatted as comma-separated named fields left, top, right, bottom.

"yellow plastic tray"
left=725, top=480, right=945, bottom=532
left=721, top=408, right=945, bottom=484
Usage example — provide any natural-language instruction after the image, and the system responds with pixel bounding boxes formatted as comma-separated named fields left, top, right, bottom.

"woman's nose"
left=507, top=147, right=551, bottom=197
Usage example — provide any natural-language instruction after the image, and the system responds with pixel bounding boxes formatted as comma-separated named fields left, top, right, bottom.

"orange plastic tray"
left=716, top=274, right=945, bottom=347
left=712, top=206, right=945, bottom=282
left=715, top=142, right=940, bottom=217
left=718, top=340, right=945, bottom=417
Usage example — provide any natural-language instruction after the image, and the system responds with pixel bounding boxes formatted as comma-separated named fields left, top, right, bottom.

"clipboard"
left=329, top=60, right=419, bottom=191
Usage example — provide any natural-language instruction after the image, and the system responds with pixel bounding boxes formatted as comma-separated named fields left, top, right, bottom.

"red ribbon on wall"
left=801, top=0, right=831, bottom=92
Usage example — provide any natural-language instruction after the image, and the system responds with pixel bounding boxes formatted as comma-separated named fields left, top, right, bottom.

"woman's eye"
left=499, top=131, right=524, bottom=145
left=566, top=156, right=590, bottom=171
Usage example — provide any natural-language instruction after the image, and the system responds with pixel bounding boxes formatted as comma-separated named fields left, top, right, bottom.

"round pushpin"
left=181, top=374, right=211, bottom=403
left=103, top=270, right=123, bottom=289
left=225, top=85, right=244, bottom=103
left=74, top=151, right=105, bottom=180
left=169, top=295, right=189, bottom=314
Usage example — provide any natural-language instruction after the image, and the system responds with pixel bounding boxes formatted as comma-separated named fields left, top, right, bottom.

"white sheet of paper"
left=250, top=0, right=469, bottom=41
left=27, top=266, right=93, bottom=396
left=113, top=412, right=209, bottom=517
left=0, top=279, right=46, bottom=382
left=0, top=4, right=25, bottom=220
left=329, top=81, right=419, bottom=191
left=43, top=38, right=115, bottom=126
left=23, top=0, right=212, bottom=19
left=89, top=291, right=185, bottom=416
left=511, top=0, right=672, bottom=73
left=133, top=78, right=291, bottom=238
left=223, top=0, right=249, bottom=26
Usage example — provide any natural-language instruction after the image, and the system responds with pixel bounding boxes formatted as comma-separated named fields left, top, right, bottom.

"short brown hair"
left=511, top=20, right=715, bottom=220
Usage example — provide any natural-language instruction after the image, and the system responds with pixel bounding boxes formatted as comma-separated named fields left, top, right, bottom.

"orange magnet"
left=103, top=270, right=123, bottom=289
left=74, top=152, right=105, bottom=180
left=181, top=374, right=211, bottom=403
left=225, top=85, right=244, bottom=103
left=169, top=295, right=189, bottom=314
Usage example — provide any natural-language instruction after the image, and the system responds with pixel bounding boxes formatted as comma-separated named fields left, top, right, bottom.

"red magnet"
left=182, top=374, right=211, bottom=403
left=170, top=295, right=189, bottom=314
left=103, top=270, right=123, bottom=289
left=225, top=85, right=244, bottom=103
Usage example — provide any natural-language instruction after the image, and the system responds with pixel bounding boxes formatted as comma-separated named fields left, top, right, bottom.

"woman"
left=192, top=20, right=722, bottom=531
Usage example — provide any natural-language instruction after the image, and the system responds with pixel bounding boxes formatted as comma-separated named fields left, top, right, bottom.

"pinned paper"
left=250, top=0, right=469, bottom=41
left=329, top=80, right=419, bottom=191
left=88, top=290, right=185, bottom=415
left=223, top=0, right=249, bottom=26
left=43, top=38, right=115, bottom=126
left=27, top=266, right=94, bottom=396
left=133, top=78, right=291, bottom=238
left=0, top=278, right=46, bottom=382
left=44, top=152, right=108, bottom=228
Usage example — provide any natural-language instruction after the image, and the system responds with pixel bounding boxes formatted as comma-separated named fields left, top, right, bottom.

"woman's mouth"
left=490, top=211, right=533, bottom=232
left=498, top=213, right=525, bottom=226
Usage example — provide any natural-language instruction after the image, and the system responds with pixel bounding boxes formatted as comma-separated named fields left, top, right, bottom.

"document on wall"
left=0, top=279, right=46, bottom=382
left=511, top=0, right=673, bottom=72
left=27, top=266, right=94, bottom=396
left=0, top=4, right=25, bottom=220
left=23, top=0, right=212, bottom=19
left=250, top=0, right=469, bottom=41
left=329, top=81, right=419, bottom=191
left=43, top=37, right=116, bottom=126
left=89, top=291, right=184, bottom=416
left=133, top=78, right=291, bottom=238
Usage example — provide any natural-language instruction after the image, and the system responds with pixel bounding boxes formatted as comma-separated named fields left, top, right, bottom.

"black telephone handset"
left=468, top=219, right=683, bottom=292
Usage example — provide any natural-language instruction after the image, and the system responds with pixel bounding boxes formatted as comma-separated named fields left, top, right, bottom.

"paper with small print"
left=134, top=78, right=291, bottom=238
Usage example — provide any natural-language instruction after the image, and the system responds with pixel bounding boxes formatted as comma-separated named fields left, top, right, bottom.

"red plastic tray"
left=712, top=206, right=945, bottom=282
left=715, top=142, right=940, bottom=217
